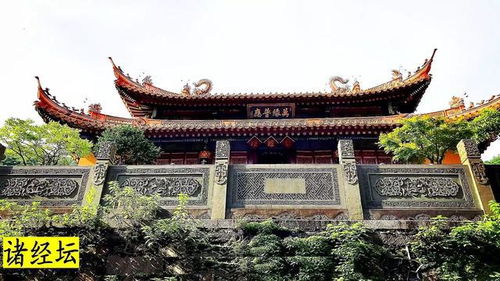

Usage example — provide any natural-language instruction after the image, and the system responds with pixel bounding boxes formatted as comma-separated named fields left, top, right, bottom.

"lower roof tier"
left=34, top=77, right=500, bottom=139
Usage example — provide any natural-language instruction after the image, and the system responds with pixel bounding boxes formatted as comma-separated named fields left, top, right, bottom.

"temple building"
left=34, top=49, right=500, bottom=164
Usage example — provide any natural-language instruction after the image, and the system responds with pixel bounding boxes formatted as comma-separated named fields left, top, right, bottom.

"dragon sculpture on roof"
left=181, top=79, right=213, bottom=96
left=329, top=76, right=361, bottom=94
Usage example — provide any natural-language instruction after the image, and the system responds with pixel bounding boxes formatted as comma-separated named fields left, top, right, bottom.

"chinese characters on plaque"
left=2, top=237, right=79, bottom=268
left=247, top=104, right=294, bottom=119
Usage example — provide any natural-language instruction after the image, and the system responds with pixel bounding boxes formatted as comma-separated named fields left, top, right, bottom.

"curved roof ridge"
left=110, top=49, right=436, bottom=99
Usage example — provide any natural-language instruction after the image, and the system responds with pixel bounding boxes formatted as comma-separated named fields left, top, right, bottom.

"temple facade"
left=0, top=49, right=496, bottom=222
left=34, top=49, right=499, bottom=165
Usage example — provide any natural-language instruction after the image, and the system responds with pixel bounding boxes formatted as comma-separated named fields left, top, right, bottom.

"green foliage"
left=0, top=118, right=92, bottom=165
left=142, top=193, right=194, bottom=248
left=285, top=235, right=334, bottom=281
left=0, top=201, right=53, bottom=238
left=240, top=219, right=292, bottom=236
left=1, top=155, right=21, bottom=165
left=99, top=182, right=161, bottom=225
left=238, top=220, right=389, bottom=281
left=379, top=115, right=473, bottom=164
left=469, top=108, right=500, bottom=143
left=486, top=154, right=500, bottom=164
left=327, top=223, right=388, bottom=281
left=411, top=201, right=500, bottom=280
left=53, top=186, right=100, bottom=227
left=379, top=109, right=500, bottom=164
left=96, top=125, right=160, bottom=164
left=2, top=186, right=500, bottom=280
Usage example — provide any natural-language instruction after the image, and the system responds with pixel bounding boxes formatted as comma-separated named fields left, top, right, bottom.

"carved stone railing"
left=357, top=162, right=489, bottom=220
left=0, top=138, right=494, bottom=222
left=227, top=164, right=350, bottom=220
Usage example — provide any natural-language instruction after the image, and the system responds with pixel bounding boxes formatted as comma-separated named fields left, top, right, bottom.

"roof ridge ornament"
left=329, top=76, right=362, bottom=94
left=329, top=76, right=350, bottom=93
left=181, top=79, right=213, bottom=96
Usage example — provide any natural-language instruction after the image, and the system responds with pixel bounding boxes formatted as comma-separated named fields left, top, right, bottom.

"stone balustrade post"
left=0, top=143, right=5, bottom=162
left=457, top=139, right=496, bottom=214
left=338, top=139, right=363, bottom=220
left=87, top=142, right=117, bottom=212
left=211, top=140, right=230, bottom=219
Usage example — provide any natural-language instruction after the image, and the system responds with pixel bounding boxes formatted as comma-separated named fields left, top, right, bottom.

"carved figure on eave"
left=449, top=96, right=465, bottom=109
left=391, top=70, right=403, bottom=82
left=142, top=75, right=153, bottom=85
left=181, top=79, right=213, bottom=96
left=351, top=81, right=361, bottom=94
left=181, top=83, right=191, bottom=96
left=88, top=103, right=102, bottom=114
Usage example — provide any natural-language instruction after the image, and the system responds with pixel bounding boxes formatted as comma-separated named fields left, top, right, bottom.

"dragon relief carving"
left=374, top=177, right=461, bottom=198
left=120, top=177, right=201, bottom=197
left=0, top=178, right=79, bottom=198
left=181, top=79, right=213, bottom=96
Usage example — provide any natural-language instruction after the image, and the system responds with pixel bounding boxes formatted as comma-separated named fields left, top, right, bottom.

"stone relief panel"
left=358, top=165, right=475, bottom=209
left=95, top=141, right=117, bottom=162
left=215, top=140, right=230, bottom=159
left=215, top=163, right=228, bottom=185
left=0, top=166, right=90, bottom=206
left=338, top=140, right=355, bottom=159
left=458, top=139, right=480, bottom=158
left=228, top=165, right=341, bottom=207
left=93, top=163, right=108, bottom=186
left=374, top=177, right=461, bottom=198
left=106, top=166, right=210, bottom=206
left=471, top=162, right=489, bottom=185
left=343, top=163, right=358, bottom=185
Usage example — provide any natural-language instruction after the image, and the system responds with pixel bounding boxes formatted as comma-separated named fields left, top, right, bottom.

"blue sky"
left=0, top=0, right=499, bottom=159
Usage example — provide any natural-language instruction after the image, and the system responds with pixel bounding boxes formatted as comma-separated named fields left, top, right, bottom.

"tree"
left=410, top=201, right=500, bottom=280
left=96, top=125, right=160, bottom=164
left=0, top=118, right=92, bottom=165
left=470, top=108, right=500, bottom=143
left=379, top=116, right=473, bottom=164
left=379, top=109, right=500, bottom=164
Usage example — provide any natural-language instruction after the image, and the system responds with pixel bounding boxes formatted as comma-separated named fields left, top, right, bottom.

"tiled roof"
left=34, top=76, right=500, bottom=139
left=110, top=50, right=436, bottom=116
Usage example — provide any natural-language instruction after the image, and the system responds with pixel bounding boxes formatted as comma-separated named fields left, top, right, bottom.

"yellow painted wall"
left=424, top=150, right=461, bottom=164
left=78, top=153, right=97, bottom=166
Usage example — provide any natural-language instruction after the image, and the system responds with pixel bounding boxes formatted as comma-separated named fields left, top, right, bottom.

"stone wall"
left=0, top=139, right=495, bottom=223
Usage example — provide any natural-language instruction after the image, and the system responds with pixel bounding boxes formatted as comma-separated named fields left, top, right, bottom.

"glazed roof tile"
left=33, top=76, right=500, bottom=138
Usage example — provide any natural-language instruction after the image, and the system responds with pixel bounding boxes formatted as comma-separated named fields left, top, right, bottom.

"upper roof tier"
left=34, top=75, right=500, bottom=139
left=111, top=49, right=437, bottom=118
